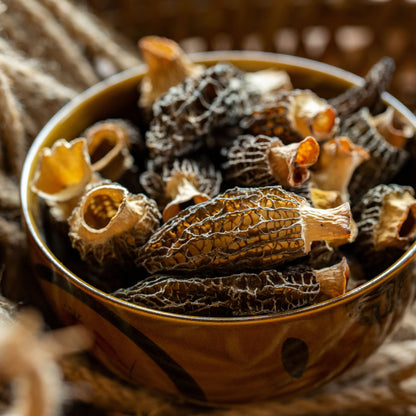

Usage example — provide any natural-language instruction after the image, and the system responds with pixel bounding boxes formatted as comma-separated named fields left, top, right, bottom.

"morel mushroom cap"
left=140, top=158, right=222, bottom=222
left=83, top=119, right=140, bottom=181
left=137, top=185, right=351, bottom=275
left=329, top=57, right=395, bottom=120
left=138, top=36, right=204, bottom=109
left=113, top=258, right=348, bottom=317
left=241, top=89, right=339, bottom=143
left=340, top=107, right=410, bottom=202
left=353, top=184, right=416, bottom=275
left=68, top=182, right=161, bottom=267
left=145, top=63, right=256, bottom=159
left=31, top=138, right=98, bottom=222
left=223, top=134, right=319, bottom=188
left=311, top=136, right=370, bottom=202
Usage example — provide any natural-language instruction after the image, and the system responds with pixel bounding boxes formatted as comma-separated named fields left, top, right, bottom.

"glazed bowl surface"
left=20, top=51, right=416, bottom=405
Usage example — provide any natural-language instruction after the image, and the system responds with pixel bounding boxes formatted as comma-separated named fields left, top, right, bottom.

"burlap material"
left=0, top=1, right=415, bottom=414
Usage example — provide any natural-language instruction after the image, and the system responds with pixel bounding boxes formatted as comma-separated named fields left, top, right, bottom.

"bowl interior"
left=21, top=51, right=416, bottom=321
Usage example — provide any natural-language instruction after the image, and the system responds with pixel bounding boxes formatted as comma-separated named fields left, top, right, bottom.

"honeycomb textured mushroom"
left=223, top=134, right=320, bottom=187
left=137, top=185, right=351, bottom=274
left=340, top=107, right=410, bottom=203
left=329, top=56, right=395, bottom=120
left=145, top=63, right=257, bottom=159
left=113, top=258, right=348, bottom=317
left=68, top=183, right=161, bottom=267
left=241, top=89, right=339, bottom=143
left=140, top=158, right=222, bottom=222
left=353, top=184, right=416, bottom=276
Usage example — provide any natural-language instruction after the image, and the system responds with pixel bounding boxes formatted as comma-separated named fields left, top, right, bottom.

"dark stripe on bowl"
left=34, top=263, right=207, bottom=402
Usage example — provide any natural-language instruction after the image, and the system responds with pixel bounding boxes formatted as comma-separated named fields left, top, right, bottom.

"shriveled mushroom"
left=241, top=89, right=339, bottom=143
left=137, top=185, right=351, bottom=275
left=353, top=184, right=416, bottom=276
left=223, top=134, right=319, bottom=187
left=329, top=57, right=395, bottom=121
left=140, top=158, right=222, bottom=222
left=68, top=182, right=161, bottom=267
left=311, top=136, right=370, bottom=202
left=114, top=258, right=348, bottom=317
left=145, top=62, right=257, bottom=159
left=83, top=118, right=141, bottom=181
left=31, top=138, right=99, bottom=222
left=340, top=107, right=410, bottom=202
left=138, top=36, right=204, bottom=110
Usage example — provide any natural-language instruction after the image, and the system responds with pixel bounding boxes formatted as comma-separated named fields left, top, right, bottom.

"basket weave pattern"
left=82, top=0, right=416, bottom=112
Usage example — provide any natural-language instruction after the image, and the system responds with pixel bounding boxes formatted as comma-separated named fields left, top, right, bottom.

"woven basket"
left=80, top=0, right=416, bottom=112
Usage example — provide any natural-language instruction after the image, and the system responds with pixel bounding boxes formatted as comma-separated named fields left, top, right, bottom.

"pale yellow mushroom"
left=138, top=35, right=204, bottom=109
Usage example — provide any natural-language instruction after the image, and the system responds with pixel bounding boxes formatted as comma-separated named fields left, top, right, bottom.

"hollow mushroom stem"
left=268, top=135, right=320, bottom=187
left=375, top=190, right=416, bottom=250
left=163, top=175, right=210, bottom=222
left=138, top=36, right=204, bottom=108
left=300, top=202, right=352, bottom=251
left=315, top=257, right=349, bottom=298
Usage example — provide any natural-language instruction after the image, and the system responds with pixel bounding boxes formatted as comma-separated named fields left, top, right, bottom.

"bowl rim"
left=20, top=50, right=416, bottom=324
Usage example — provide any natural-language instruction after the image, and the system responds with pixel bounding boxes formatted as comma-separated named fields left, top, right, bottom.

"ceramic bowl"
left=20, top=52, right=416, bottom=405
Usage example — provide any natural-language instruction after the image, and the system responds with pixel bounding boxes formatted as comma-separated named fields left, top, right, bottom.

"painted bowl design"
left=20, top=52, right=416, bottom=405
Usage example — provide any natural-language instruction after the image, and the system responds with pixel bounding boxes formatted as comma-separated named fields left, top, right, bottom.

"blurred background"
left=79, top=0, right=416, bottom=112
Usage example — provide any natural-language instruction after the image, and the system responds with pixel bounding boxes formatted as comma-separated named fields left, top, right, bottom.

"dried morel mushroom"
left=137, top=185, right=351, bottom=275
left=68, top=183, right=161, bottom=268
left=83, top=119, right=141, bottom=181
left=140, top=157, right=222, bottom=222
left=340, top=107, right=410, bottom=202
left=311, top=136, right=370, bottom=202
left=240, top=89, right=339, bottom=144
left=31, top=138, right=98, bottom=222
left=353, top=184, right=416, bottom=276
left=113, top=259, right=348, bottom=317
left=145, top=62, right=256, bottom=159
left=329, top=57, right=395, bottom=120
left=223, top=134, right=319, bottom=187
left=138, top=36, right=204, bottom=110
